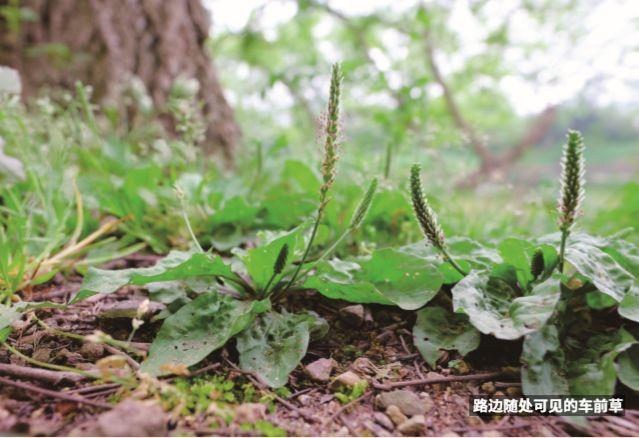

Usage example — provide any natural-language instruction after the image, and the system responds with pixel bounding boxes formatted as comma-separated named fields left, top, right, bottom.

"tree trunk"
left=0, top=0, right=240, bottom=158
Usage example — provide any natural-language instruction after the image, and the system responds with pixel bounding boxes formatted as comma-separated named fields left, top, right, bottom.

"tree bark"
left=0, top=0, right=240, bottom=158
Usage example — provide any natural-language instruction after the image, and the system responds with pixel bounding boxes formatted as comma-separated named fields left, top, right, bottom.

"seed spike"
left=530, top=249, right=545, bottom=279
left=557, top=130, right=586, bottom=272
left=273, top=244, right=289, bottom=276
left=410, top=164, right=445, bottom=250
left=558, top=130, right=585, bottom=233
left=284, top=62, right=344, bottom=292
left=349, top=178, right=378, bottom=230
left=319, top=62, right=343, bottom=210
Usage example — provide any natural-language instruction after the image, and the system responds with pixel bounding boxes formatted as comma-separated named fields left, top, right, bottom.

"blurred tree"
left=0, top=0, right=239, bottom=158
left=213, top=0, right=591, bottom=183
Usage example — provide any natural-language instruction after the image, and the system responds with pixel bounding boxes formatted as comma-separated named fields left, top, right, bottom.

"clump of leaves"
left=333, top=380, right=368, bottom=404
left=56, top=64, right=378, bottom=388
left=409, top=130, right=639, bottom=397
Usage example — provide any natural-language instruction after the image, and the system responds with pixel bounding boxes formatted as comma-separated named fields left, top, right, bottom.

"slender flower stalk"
left=557, top=131, right=585, bottom=272
left=410, top=164, right=466, bottom=276
left=297, top=178, right=378, bottom=282
left=284, top=63, right=343, bottom=291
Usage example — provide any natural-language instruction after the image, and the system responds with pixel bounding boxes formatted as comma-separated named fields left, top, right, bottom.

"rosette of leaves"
left=67, top=64, right=383, bottom=387
left=407, top=131, right=639, bottom=390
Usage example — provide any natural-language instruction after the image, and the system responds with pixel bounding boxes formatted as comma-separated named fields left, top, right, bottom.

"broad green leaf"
left=498, top=238, right=535, bottom=287
left=452, top=270, right=560, bottom=340
left=358, top=248, right=443, bottom=309
left=585, top=291, right=617, bottom=309
left=75, top=250, right=235, bottom=302
left=141, top=291, right=268, bottom=376
left=211, top=196, right=260, bottom=227
left=242, top=227, right=300, bottom=290
left=601, top=237, right=639, bottom=278
left=564, top=238, right=634, bottom=302
left=412, top=306, right=480, bottom=368
left=281, top=160, right=320, bottom=193
left=305, top=248, right=443, bottom=310
left=400, top=237, right=499, bottom=284
left=521, top=325, right=569, bottom=396
left=567, top=328, right=636, bottom=396
left=617, top=344, right=639, bottom=391
left=304, top=259, right=392, bottom=305
left=236, top=311, right=326, bottom=388
left=619, top=286, right=639, bottom=322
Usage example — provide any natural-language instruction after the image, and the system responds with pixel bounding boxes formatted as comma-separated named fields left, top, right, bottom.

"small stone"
left=376, top=390, right=431, bottom=416
left=71, top=399, right=167, bottom=436
left=505, top=386, right=521, bottom=397
left=385, top=405, right=407, bottom=426
left=440, top=431, right=460, bottom=437
left=481, top=431, right=503, bottom=437
left=336, top=426, right=349, bottom=436
left=339, top=304, right=365, bottom=327
left=467, top=415, right=484, bottom=428
left=330, top=371, right=365, bottom=389
left=304, top=358, right=336, bottom=382
left=31, top=347, right=52, bottom=363
left=363, top=419, right=392, bottom=437
left=397, top=415, right=426, bottom=435
left=234, top=403, right=266, bottom=424
left=80, top=342, right=104, bottom=360
left=297, top=394, right=312, bottom=406
left=481, top=381, right=496, bottom=394
left=373, top=412, right=394, bottom=430
left=56, top=348, right=84, bottom=365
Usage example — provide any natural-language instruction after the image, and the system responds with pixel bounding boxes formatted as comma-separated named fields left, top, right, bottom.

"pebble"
left=363, top=419, right=392, bottom=437
left=466, top=415, right=484, bottom=428
left=386, top=405, right=408, bottom=426
left=505, top=386, right=521, bottom=397
left=481, top=381, right=496, bottom=394
left=397, top=415, right=426, bottom=435
left=339, top=304, right=365, bottom=327
left=70, top=399, right=167, bottom=436
left=297, top=394, right=312, bottom=406
left=234, top=403, right=267, bottom=424
left=373, top=412, right=394, bottom=430
left=330, top=371, right=365, bottom=389
left=376, top=390, right=432, bottom=416
left=304, top=358, right=336, bottom=382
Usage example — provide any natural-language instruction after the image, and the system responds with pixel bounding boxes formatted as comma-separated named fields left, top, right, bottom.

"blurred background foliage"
left=0, top=0, right=638, bottom=299
left=210, top=0, right=638, bottom=187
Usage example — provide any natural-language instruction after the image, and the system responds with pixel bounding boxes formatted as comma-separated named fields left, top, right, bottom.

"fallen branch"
left=0, top=363, right=84, bottom=385
left=372, top=370, right=513, bottom=390
left=453, top=421, right=534, bottom=433
left=66, top=382, right=122, bottom=395
left=0, top=375, right=112, bottom=409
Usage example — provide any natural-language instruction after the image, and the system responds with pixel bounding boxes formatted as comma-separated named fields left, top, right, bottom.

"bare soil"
left=1, top=255, right=638, bottom=437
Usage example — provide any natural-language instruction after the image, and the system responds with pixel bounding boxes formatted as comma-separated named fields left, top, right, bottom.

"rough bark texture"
left=0, top=0, right=240, bottom=158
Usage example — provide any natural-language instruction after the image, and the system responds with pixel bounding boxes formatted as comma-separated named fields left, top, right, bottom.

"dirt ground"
left=1, top=255, right=638, bottom=437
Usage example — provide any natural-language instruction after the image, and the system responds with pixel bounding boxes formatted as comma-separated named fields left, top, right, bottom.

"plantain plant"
left=407, top=131, right=639, bottom=396
left=65, top=63, right=380, bottom=387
